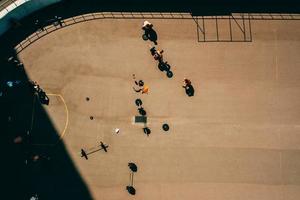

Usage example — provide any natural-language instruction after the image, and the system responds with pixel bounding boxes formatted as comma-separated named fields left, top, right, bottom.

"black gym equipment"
left=162, top=123, right=169, bottom=131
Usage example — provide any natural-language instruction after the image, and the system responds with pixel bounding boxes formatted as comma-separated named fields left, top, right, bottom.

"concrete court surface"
left=18, top=18, right=300, bottom=200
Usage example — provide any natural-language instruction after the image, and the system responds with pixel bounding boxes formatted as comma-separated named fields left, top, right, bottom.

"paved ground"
left=18, top=18, right=300, bottom=200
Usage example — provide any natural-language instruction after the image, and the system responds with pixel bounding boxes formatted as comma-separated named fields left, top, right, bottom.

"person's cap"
left=143, top=21, right=150, bottom=26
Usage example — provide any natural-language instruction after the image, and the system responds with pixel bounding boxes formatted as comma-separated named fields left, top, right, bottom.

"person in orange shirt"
left=132, top=74, right=149, bottom=94
left=133, top=85, right=149, bottom=94
left=141, top=85, right=149, bottom=94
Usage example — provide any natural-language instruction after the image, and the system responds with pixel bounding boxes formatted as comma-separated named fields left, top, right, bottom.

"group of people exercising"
left=142, top=21, right=194, bottom=96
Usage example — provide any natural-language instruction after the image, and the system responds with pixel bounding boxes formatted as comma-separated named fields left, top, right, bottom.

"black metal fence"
left=14, top=12, right=300, bottom=53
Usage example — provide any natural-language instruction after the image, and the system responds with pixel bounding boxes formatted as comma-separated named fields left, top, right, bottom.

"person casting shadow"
left=132, top=75, right=149, bottom=94
left=142, top=21, right=158, bottom=45
left=150, top=46, right=163, bottom=63
left=150, top=47, right=174, bottom=78
left=182, top=78, right=194, bottom=97
left=143, top=127, right=151, bottom=136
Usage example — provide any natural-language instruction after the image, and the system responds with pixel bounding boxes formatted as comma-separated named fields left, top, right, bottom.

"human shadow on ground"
left=143, top=127, right=151, bottom=136
left=138, top=107, right=147, bottom=116
left=185, top=84, right=195, bottom=97
left=143, top=28, right=158, bottom=45
left=135, top=98, right=143, bottom=107
left=158, top=61, right=173, bottom=78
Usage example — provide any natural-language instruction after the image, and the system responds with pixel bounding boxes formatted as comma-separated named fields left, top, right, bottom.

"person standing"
left=142, top=21, right=157, bottom=45
left=182, top=78, right=194, bottom=97
left=182, top=78, right=192, bottom=88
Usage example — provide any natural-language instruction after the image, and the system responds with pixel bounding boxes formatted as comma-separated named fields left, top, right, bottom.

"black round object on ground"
left=142, top=34, right=148, bottom=41
left=158, top=63, right=165, bottom=71
left=126, top=186, right=136, bottom=195
left=143, top=127, right=151, bottom=135
left=166, top=71, right=173, bottom=78
left=86, top=97, right=90, bottom=101
left=162, top=123, right=169, bottom=131
left=128, top=162, right=138, bottom=172
left=165, top=63, right=171, bottom=71
left=138, top=108, right=146, bottom=116
left=185, top=85, right=195, bottom=97
left=135, top=99, right=142, bottom=106
left=90, top=116, right=94, bottom=120
left=158, top=62, right=171, bottom=72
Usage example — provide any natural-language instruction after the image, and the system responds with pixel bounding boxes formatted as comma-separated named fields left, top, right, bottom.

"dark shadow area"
left=30, top=98, right=60, bottom=144
left=162, top=123, right=170, bottom=132
left=142, top=29, right=158, bottom=45
left=0, top=49, right=93, bottom=199
left=158, top=61, right=170, bottom=72
left=135, top=99, right=147, bottom=116
left=135, top=98, right=142, bottom=107
left=148, top=29, right=158, bottom=44
left=80, top=141, right=109, bottom=160
left=127, top=168, right=136, bottom=195
left=158, top=61, right=174, bottom=78
left=150, top=46, right=174, bottom=78
left=185, top=84, right=195, bottom=97
left=0, top=0, right=298, bottom=199
left=183, top=78, right=194, bottom=96
left=134, top=115, right=147, bottom=123
left=143, top=127, right=151, bottom=136
left=128, top=162, right=138, bottom=172
left=138, top=107, right=147, bottom=116
left=167, top=70, right=173, bottom=78
left=126, top=185, right=136, bottom=195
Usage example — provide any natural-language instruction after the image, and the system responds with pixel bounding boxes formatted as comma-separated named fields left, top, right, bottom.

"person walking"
left=182, top=78, right=194, bottom=96
left=142, top=21, right=158, bottom=45
left=182, top=78, right=192, bottom=88
left=150, top=47, right=164, bottom=63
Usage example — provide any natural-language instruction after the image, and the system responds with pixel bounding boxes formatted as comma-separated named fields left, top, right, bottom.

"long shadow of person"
left=143, top=127, right=151, bottom=136
left=138, top=107, right=147, bottom=116
left=142, top=21, right=158, bottom=45
left=185, top=85, right=194, bottom=97
left=147, top=29, right=158, bottom=45
left=158, top=61, right=173, bottom=78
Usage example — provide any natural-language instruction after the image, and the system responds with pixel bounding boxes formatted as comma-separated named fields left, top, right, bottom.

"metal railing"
left=248, top=13, right=300, bottom=20
left=0, top=0, right=18, bottom=12
left=13, top=12, right=300, bottom=53
left=14, top=12, right=194, bottom=53
left=193, top=14, right=253, bottom=42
